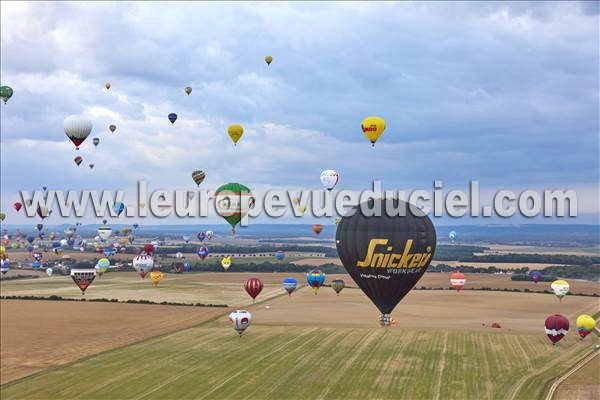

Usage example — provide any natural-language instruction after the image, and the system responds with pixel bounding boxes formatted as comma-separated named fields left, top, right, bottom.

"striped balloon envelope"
left=244, top=277, right=263, bottom=302
left=450, top=272, right=466, bottom=292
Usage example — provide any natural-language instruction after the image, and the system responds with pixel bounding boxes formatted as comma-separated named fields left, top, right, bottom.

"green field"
left=0, top=319, right=594, bottom=400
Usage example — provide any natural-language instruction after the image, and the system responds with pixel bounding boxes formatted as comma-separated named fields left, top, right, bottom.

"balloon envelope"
left=361, top=116, right=386, bottom=146
left=229, top=310, right=252, bottom=335
left=244, top=277, right=263, bottom=301
left=320, top=170, right=339, bottom=191
left=545, top=314, right=569, bottom=344
left=336, top=198, right=436, bottom=323
left=64, top=115, right=93, bottom=150
left=576, top=314, right=596, bottom=339
left=306, top=270, right=326, bottom=294
left=450, top=272, right=466, bottom=292
left=168, top=113, right=177, bottom=124
left=282, top=277, right=297, bottom=296
left=227, top=124, right=244, bottom=145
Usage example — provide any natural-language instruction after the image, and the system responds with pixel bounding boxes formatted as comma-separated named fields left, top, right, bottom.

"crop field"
left=1, top=274, right=598, bottom=399
left=0, top=272, right=307, bottom=306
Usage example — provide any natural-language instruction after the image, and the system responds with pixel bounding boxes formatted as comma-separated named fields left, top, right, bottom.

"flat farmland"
left=0, top=272, right=307, bottom=307
left=1, top=285, right=597, bottom=399
left=0, top=300, right=225, bottom=384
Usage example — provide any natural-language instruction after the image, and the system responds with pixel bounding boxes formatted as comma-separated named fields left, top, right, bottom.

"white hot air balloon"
left=64, top=115, right=93, bottom=150
left=132, top=253, right=154, bottom=278
left=97, top=225, right=112, bottom=241
left=320, top=170, right=340, bottom=191
left=175, top=252, right=183, bottom=259
left=46, top=267, right=53, bottom=277
left=229, top=310, right=252, bottom=336
left=551, top=279, right=570, bottom=301
left=205, top=230, right=214, bottom=240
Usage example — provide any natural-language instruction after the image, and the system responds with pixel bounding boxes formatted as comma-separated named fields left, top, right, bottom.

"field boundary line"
left=544, top=349, right=599, bottom=400
left=433, top=331, right=449, bottom=400
left=504, top=343, right=591, bottom=400
left=0, top=287, right=296, bottom=389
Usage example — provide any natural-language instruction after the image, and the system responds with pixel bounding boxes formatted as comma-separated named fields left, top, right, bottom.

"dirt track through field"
left=0, top=300, right=225, bottom=384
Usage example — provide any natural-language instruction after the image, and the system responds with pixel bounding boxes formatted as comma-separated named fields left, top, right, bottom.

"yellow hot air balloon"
left=227, top=124, right=244, bottom=146
left=150, top=271, right=164, bottom=287
left=105, top=82, right=111, bottom=90
left=576, top=314, right=596, bottom=339
left=221, top=256, right=232, bottom=271
left=264, top=55, right=273, bottom=66
left=551, top=279, right=570, bottom=301
left=361, top=116, right=386, bottom=146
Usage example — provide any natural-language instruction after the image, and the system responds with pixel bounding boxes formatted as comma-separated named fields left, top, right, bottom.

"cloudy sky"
left=1, top=1, right=598, bottom=225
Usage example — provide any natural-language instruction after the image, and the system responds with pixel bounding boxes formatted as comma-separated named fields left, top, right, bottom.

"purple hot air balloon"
left=197, top=246, right=209, bottom=260
left=197, top=231, right=206, bottom=242
left=530, top=271, right=542, bottom=284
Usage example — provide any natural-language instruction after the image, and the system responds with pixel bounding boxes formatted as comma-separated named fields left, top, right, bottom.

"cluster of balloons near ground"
left=545, top=314, right=597, bottom=345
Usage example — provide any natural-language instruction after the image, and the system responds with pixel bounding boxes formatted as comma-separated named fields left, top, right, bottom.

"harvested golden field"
left=0, top=300, right=225, bottom=384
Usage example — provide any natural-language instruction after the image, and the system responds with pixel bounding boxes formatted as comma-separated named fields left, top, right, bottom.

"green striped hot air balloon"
left=1, top=86, right=14, bottom=104
left=215, top=182, right=253, bottom=234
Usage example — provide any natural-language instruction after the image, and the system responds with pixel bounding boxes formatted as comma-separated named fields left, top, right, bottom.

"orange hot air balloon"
left=450, top=272, right=466, bottom=292
left=312, top=224, right=323, bottom=235
left=150, top=271, right=164, bottom=287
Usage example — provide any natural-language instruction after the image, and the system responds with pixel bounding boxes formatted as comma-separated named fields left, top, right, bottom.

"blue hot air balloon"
left=197, top=231, right=206, bottom=242
left=306, top=269, right=326, bottom=294
left=183, top=262, right=191, bottom=272
left=282, top=277, right=298, bottom=296
left=93, top=137, right=100, bottom=147
left=103, top=248, right=116, bottom=257
left=168, top=113, right=178, bottom=124
left=31, top=261, right=41, bottom=268
left=113, top=202, right=125, bottom=216
left=275, top=250, right=285, bottom=261
left=26, top=235, right=35, bottom=244
left=197, top=246, right=209, bottom=260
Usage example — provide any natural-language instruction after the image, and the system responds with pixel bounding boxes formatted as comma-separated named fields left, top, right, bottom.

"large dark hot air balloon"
left=336, top=198, right=436, bottom=326
left=244, top=277, right=263, bottom=302
left=545, top=314, right=569, bottom=345
left=70, top=268, right=96, bottom=294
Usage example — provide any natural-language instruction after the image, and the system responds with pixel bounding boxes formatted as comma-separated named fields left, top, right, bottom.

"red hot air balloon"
left=143, top=243, right=155, bottom=255
left=244, top=277, right=263, bottom=302
left=450, top=272, right=466, bottom=292
left=545, top=314, right=569, bottom=345
left=13, top=202, right=22, bottom=212
left=74, top=156, right=83, bottom=166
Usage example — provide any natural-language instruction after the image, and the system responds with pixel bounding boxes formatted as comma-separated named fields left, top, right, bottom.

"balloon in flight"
left=150, top=271, right=164, bottom=287
left=71, top=268, right=96, bottom=294
left=227, top=124, right=244, bottom=146
left=264, top=55, right=273, bottom=65
left=306, top=269, right=326, bottom=294
left=113, top=202, right=125, bottom=216
left=185, top=86, right=192, bottom=95
left=74, top=156, right=83, bottom=166
left=545, top=314, right=569, bottom=344
left=275, top=250, right=285, bottom=261
left=0, top=86, right=14, bottom=104
left=13, top=202, right=22, bottom=212
left=197, top=246, right=209, bottom=260
left=221, top=256, right=232, bottom=271
left=168, top=113, right=177, bottom=124
left=336, top=198, right=436, bottom=325
left=449, top=231, right=457, bottom=242
left=197, top=231, right=206, bottom=242
left=64, top=115, right=93, bottom=150
left=192, top=170, right=206, bottom=186
left=551, top=279, right=570, bottom=301
left=312, top=224, right=323, bottom=235
left=105, top=82, right=111, bottom=90
left=244, top=277, right=263, bottom=302
left=133, top=253, right=153, bottom=278
left=215, top=182, right=253, bottom=234
left=450, top=272, right=466, bottom=292
left=320, top=170, right=339, bottom=191
left=229, top=310, right=252, bottom=336
left=530, top=271, right=542, bottom=283
left=331, top=279, right=345, bottom=295
left=109, top=124, right=117, bottom=133
left=98, top=225, right=112, bottom=241
left=576, top=315, right=596, bottom=339
left=361, top=116, right=386, bottom=147
left=282, top=277, right=297, bottom=296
